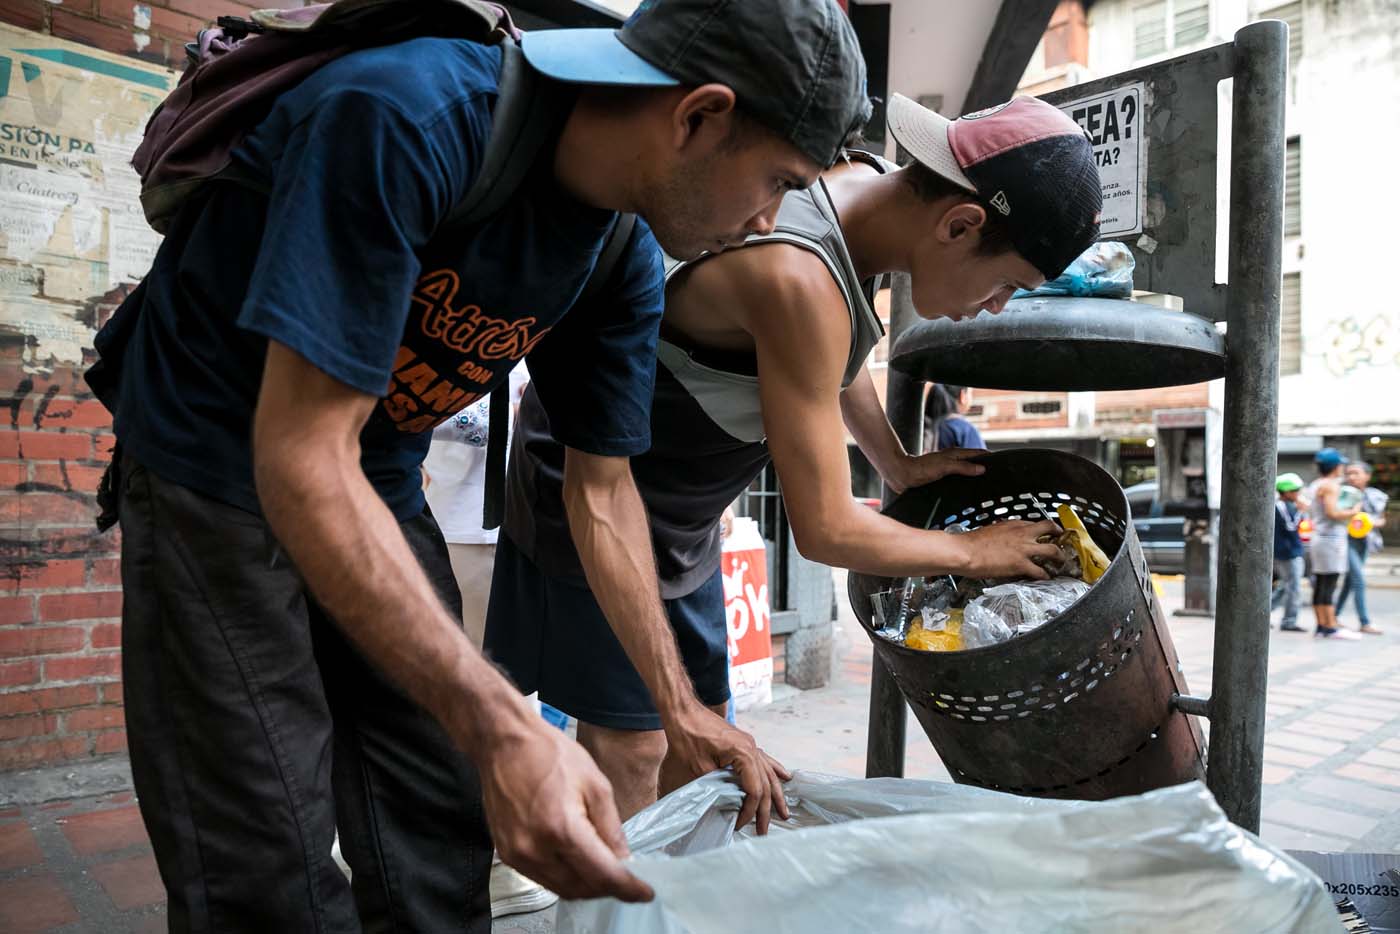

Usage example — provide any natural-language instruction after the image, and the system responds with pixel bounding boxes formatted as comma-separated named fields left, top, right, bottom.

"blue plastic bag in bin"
left=1014, top=241, right=1135, bottom=299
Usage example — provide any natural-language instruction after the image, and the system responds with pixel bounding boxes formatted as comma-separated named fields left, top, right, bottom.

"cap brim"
left=521, top=30, right=680, bottom=87
left=886, top=93, right=976, bottom=191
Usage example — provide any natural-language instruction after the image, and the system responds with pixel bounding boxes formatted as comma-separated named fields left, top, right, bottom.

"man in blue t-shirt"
left=86, top=0, right=870, bottom=929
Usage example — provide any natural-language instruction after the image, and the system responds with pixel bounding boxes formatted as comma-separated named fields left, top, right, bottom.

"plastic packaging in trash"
left=1013, top=240, right=1135, bottom=299
left=905, top=608, right=964, bottom=652
left=869, top=588, right=897, bottom=634
left=872, top=506, right=1104, bottom=652
left=960, top=601, right=1012, bottom=649
left=557, top=771, right=1344, bottom=934
left=880, top=574, right=1091, bottom=653
left=872, top=577, right=958, bottom=644
left=966, top=577, right=1091, bottom=639
left=1057, top=503, right=1111, bottom=583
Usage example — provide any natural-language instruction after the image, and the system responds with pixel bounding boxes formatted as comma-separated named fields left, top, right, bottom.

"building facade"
left=968, top=0, right=1400, bottom=533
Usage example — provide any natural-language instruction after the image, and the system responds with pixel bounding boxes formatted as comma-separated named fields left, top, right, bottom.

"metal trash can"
left=848, top=449, right=1205, bottom=800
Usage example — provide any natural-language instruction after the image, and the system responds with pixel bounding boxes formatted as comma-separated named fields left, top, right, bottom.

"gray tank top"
left=655, top=172, right=886, bottom=442
left=1305, top=477, right=1350, bottom=575
left=505, top=156, right=888, bottom=596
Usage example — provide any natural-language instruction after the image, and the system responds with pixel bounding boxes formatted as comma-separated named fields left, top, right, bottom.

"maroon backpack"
left=131, top=0, right=534, bottom=234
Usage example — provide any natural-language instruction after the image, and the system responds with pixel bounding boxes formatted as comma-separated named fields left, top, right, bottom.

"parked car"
left=1124, top=481, right=1185, bottom=575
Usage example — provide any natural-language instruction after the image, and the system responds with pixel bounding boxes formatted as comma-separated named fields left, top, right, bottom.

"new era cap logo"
left=990, top=191, right=1011, bottom=216
left=961, top=101, right=1014, bottom=121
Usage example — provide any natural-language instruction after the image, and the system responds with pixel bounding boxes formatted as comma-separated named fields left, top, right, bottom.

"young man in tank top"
left=487, top=94, right=1104, bottom=818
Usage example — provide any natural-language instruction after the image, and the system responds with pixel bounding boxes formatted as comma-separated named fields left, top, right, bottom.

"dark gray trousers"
left=118, top=457, right=491, bottom=933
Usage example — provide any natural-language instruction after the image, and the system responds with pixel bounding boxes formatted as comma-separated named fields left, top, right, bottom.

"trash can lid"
left=890, top=296, right=1227, bottom=391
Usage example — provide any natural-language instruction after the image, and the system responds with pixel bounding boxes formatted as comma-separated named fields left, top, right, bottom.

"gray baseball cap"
left=520, top=0, right=871, bottom=168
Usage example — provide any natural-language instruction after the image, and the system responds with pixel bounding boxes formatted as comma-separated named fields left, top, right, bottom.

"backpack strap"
left=481, top=383, right=511, bottom=530
left=581, top=213, right=636, bottom=303
left=480, top=211, right=637, bottom=530
left=441, top=41, right=560, bottom=233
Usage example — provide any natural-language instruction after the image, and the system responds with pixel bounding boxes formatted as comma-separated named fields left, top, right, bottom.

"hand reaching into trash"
left=885, top=447, right=987, bottom=495
left=659, top=703, right=791, bottom=835
left=479, top=708, right=654, bottom=903
left=958, top=518, right=1063, bottom=580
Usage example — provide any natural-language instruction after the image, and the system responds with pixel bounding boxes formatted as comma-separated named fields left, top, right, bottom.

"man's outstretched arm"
left=743, top=250, right=1059, bottom=579
left=563, top=448, right=790, bottom=833
left=253, top=341, right=651, bottom=902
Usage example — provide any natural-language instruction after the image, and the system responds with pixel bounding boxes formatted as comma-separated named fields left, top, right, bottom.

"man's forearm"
left=839, top=368, right=909, bottom=486
left=563, top=449, right=698, bottom=721
left=790, top=497, right=973, bottom=576
left=256, top=445, right=532, bottom=756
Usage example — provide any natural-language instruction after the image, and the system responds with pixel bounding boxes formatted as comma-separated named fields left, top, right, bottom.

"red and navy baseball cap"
left=886, top=93, right=1102, bottom=279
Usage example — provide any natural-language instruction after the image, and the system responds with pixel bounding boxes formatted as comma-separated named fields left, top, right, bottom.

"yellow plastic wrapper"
left=1056, top=504, right=1111, bottom=584
left=905, top=609, right=964, bottom=652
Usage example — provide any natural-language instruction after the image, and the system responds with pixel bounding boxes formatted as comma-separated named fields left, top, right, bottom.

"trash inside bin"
left=557, top=771, right=1343, bottom=934
left=849, top=448, right=1206, bottom=799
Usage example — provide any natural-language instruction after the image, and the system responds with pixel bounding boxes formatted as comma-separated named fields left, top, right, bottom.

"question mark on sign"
left=1120, top=94, right=1136, bottom=138
left=1113, top=146, right=1121, bottom=164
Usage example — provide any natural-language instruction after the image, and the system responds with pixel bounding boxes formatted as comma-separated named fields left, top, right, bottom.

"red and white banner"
left=721, top=517, right=773, bottom=711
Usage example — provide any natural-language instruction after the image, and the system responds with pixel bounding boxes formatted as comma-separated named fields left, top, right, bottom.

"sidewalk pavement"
left=2, top=570, right=1397, bottom=932
left=1368, top=548, right=1400, bottom=588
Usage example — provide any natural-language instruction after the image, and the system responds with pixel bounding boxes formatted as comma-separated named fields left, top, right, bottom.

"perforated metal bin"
left=848, top=449, right=1206, bottom=800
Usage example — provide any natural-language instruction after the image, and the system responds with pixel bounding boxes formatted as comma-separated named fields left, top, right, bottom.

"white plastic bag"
left=966, top=577, right=1090, bottom=636
left=558, top=772, right=1342, bottom=934
left=960, top=601, right=1013, bottom=648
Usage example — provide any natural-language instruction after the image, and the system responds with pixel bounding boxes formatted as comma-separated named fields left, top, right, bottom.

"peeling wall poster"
left=0, top=26, right=173, bottom=363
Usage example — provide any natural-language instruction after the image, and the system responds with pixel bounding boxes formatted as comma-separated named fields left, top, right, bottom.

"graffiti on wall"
left=1309, top=314, right=1399, bottom=377
left=0, top=26, right=171, bottom=367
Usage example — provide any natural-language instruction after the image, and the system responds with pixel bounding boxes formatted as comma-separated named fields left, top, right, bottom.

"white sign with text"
left=1057, top=82, right=1146, bottom=238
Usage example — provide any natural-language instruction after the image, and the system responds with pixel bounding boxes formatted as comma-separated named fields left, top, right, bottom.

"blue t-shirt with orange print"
left=90, top=38, right=664, bottom=520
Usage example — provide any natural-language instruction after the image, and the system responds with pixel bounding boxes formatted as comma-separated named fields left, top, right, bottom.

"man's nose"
left=748, top=200, right=781, bottom=237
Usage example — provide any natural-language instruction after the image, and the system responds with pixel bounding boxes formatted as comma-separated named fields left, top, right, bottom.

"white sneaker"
left=490, top=861, right=559, bottom=918
left=332, top=835, right=556, bottom=919
left=1317, top=626, right=1362, bottom=641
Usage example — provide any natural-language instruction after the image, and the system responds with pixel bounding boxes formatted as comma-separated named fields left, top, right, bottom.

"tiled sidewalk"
left=0, top=792, right=164, bottom=934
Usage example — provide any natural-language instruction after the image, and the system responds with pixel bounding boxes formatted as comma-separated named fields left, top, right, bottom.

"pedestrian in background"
left=1337, top=460, right=1388, bottom=635
left=924, top=384, right=985, bottom=452
left=1303, top=448, right=1360, bottom=640
left=1272, top=473, right=1306, bottom=633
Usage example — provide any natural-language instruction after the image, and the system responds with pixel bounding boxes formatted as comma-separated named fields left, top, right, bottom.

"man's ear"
left=940, top=200, right=989, bottom=245
left=667, top=83, right=738, bottom=154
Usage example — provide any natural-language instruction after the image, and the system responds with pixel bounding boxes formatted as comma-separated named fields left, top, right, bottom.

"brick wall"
left=974, top=388, right=1072, bottom=434
left=1095, top=383, right=1210, bottom=425
left=1, top=341, right=127, bottom=769
left=0, top=6, right=252, bottom=771
left=1, top=0, right=253, bottom=66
